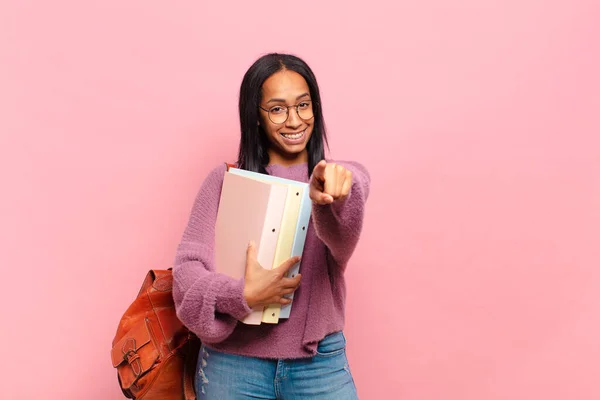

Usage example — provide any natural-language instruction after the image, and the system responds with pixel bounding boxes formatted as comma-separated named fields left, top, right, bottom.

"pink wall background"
left=1, top=0, right=598, bottom=399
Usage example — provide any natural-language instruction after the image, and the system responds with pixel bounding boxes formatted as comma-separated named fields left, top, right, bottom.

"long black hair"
left=236, top=53, right=328, bottom=177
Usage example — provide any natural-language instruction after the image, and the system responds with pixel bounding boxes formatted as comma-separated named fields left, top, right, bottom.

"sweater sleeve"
left=172, top=164, right=253, bottom=344
left=310, top=160, right=371, bottom=267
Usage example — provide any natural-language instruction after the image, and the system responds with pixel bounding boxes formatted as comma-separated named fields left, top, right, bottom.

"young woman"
left=173, top=53, right=370, bottom=399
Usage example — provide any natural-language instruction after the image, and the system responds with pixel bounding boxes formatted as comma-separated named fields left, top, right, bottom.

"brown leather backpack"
left=111, top=269, right=200, bottom=399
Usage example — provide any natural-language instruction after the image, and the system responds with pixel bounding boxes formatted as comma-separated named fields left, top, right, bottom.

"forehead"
left=262, top=70, right=309, bottom=100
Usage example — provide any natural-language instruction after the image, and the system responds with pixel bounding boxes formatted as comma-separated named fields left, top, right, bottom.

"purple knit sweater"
left=172, top=160, right=370, bottom=359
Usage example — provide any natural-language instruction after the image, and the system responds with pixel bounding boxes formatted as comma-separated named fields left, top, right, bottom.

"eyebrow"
left=266, top=92, right=310, bottom=104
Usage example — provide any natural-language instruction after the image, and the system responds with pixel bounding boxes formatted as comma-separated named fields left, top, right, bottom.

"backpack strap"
left=183, top=334, right=201, bottom=399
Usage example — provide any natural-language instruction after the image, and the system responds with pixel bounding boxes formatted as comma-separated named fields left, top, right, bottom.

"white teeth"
left=282, top=130, right=304, bottom=140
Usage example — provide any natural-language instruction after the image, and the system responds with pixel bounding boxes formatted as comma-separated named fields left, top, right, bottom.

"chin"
left=282, top=139, right=310, bottom=153
left=279, top=144, right=307, bottom=157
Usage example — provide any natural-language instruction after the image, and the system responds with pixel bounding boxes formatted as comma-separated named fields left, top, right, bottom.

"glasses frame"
left=258, top=100, right=315, bottom=125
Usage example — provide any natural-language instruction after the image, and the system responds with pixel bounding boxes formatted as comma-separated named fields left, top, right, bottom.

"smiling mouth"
left=281, top=129, right=305, bottom=140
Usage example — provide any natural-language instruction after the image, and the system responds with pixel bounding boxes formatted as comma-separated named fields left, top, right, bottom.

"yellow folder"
left=261, top=184, right=303, bottom=323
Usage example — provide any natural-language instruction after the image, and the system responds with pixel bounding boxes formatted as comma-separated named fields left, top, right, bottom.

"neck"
left=267, top=149, right=308, bottom=167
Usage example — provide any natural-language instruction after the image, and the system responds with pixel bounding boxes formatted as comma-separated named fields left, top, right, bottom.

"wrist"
left=243, top=287, right=256, bottom=309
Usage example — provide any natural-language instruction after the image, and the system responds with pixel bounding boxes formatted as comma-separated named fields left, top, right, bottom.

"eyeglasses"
left=259, top=100, right=314, bottom=124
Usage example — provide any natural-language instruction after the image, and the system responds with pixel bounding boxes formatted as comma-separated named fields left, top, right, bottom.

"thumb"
left=310, top=185, right=333, bottom=205
left=246, top=241, right=257, bottom=263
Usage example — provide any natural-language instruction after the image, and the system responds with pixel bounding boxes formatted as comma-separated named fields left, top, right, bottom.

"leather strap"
left=182, top=335, right=200, bottom=399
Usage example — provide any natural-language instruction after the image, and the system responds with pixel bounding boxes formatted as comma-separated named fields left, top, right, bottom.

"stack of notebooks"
left=214, top=165, right=312, bottom=325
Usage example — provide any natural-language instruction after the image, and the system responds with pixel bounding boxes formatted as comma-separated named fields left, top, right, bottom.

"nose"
left=285, top=107, right=302, bottom=129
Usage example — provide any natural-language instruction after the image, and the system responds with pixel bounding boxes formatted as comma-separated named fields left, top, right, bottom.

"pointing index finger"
left=312, top=160, right=327, bottom=180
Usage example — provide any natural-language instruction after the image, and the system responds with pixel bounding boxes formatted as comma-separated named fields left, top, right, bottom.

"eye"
left=298, top=101, right=310, bottom=109
left=270, top=106, right=286, bottom=114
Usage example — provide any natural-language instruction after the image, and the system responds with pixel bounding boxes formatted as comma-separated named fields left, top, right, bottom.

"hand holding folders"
left=242, top=241, right=302, bottom=309
left=214, top=165, right=312, bottom=325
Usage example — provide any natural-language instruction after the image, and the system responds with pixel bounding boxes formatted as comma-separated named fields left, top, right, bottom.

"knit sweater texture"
left=172, top=160, right=370, bottom=359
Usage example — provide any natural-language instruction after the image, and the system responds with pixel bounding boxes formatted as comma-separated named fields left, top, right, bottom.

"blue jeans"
left=195, top=331, right=358, bottom=399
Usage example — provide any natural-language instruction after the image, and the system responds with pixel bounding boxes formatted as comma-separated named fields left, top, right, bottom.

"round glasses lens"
left=298, top=105, right=313, bottom=120
left=269, top=110, right=288, bottom=124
